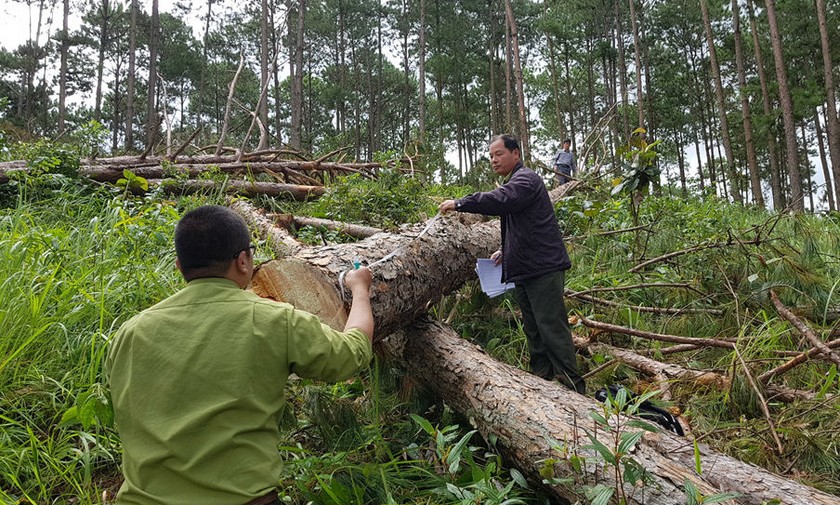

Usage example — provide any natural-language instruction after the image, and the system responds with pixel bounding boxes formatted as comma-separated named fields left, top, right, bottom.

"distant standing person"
left=553, top=138, right=576, bottom=185
left=439, top=134, right=585, bottom=394
left=106, top=205, right=375, bottom=505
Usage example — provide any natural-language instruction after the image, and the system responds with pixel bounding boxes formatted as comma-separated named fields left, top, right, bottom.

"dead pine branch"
left=269, top=213, right=383, bottom=239
left=587, top=342, right=730, bottom=398
left=564, top=223, right=654, bottom=242
left=759, top=338, right=840, bottom=383
left=567, top=289, right=722, bottom=316
left=169, top=126, right=203, bottom=161
left=629, top=236, right=763, bottom=273
left=732, top=347, right=785, bottom=454
left=139, top=179, right=325, bottom=201
left=570, top=282, right=704, bottom=297
left=578, top=316, right=735, bottom=349
left=216, top=51, right=246, bottom=156
left=770, top=290, right=840, bottom=368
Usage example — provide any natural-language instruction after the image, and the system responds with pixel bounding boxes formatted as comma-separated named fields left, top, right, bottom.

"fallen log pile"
left=0, top=149, right=415, bottom=199
left=235, top=182, right=839, bottom=504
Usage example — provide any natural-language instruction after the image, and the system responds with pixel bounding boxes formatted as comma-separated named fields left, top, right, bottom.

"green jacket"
left=106, top=278, right=372, bottom=505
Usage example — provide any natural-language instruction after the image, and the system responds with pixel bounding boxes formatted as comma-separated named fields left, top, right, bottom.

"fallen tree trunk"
left=243, top=182, right=836, bottom=502
left=250, top=210, right=495, bottom=334
left=137, top=179, right=325, bottom=200
left=250, top=183, right=578, bottom=336
left=378, top=319, right=838, bottom=505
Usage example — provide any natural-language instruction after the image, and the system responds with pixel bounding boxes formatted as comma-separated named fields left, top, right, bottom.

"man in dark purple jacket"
left=439, top=134, right=585, bottom=394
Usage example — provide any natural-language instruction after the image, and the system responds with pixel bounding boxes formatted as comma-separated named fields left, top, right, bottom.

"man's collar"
left=506, top=161, right=524, bottom=180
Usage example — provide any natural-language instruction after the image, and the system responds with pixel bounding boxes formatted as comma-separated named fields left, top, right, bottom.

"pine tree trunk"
left=289, top=0, right=305, bottom=150
left=145, top=0, right=160, bottom=151
left=814, top=108, right=835, bottom=211
left=504, top=0, right=529, bottom=158
left=764, top=0, right=803, bottom=212
left=245, top=188, right=840, bottom=503
left=616, top=0, right=629, bottom=139
left=126, top=0, right=137, bottom=151
left=731, top=0, right=763, bottom=208
left=701, top=0, right=742, bottom=205
left=815, top=0, right=840, bottom=209
left=378, top=319, right=838, bottom=505
left=258, top=0, right=270, bottom=150
left=746, top=0, right=783, bottom=210
left=58, top=0, right=69, bottom=134
left=418, top=0, right=426, bottom=143
left=628, top=0, right=644, bottom=128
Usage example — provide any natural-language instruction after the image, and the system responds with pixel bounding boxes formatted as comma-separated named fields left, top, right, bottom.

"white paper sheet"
left=475, top=258, right=515, bottom=297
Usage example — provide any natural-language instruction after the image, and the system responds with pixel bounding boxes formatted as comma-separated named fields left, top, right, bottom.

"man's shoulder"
left=511, top=166, right=546, bottom=187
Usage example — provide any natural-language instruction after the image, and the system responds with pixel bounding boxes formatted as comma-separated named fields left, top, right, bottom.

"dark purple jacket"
left=455, top=162, right=571, bottom=283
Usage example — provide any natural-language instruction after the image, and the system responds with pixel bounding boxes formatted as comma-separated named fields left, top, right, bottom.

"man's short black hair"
left=563, top=138, right=572, bottom=144
left=175, top=205, right=251, bottom=280
left=491, top=134, right=520, bottom=153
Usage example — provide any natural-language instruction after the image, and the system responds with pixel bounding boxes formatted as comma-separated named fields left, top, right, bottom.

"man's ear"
left=234, top=252, right=249, bottom=274
left=175, top=258, right=183, bottom=274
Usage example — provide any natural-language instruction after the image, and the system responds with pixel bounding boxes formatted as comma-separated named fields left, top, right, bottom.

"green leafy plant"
left=683, top=478, right=741, bottom=505
left=16, top=139, right=80, bottom=178
left=59, top=384, right=114, bottom=431
left=69, top=120, right=108, bottom=159
left=303, top=171, right=433, bottom=229
left=582, top=387, right=660, bottom=504
left=610, top=127, right=662, bottom=256
left=116, top=169, right=150, bottom=193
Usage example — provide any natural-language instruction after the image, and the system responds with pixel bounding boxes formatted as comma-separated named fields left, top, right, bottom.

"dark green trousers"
left=515, top=269, right=585, bottom=394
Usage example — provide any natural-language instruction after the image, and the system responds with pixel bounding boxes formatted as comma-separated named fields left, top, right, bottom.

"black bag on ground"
left=594, top=384, right=685, bottom=436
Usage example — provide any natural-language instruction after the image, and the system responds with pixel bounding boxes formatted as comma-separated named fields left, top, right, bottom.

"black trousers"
left=515, top=270, right=585, bottom=394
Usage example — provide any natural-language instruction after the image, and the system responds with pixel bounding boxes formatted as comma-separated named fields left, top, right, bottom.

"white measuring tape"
left=338, top=211, right=443, bottom=300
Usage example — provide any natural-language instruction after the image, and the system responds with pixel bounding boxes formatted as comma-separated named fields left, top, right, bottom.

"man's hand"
left=343, top=266, right=374, bottom=340
left=490, top=250, right=502, bottom=265
left=344, top=266, right=372, bottom=297
left=439, top=200, right=457, bottom=213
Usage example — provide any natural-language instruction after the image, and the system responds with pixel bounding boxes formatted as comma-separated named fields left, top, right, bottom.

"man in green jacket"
left=106, top=205, right=375, bottom=505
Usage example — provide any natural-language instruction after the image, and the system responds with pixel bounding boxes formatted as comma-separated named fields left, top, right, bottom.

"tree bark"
left=58, top=0, right=69, bottom=134
left=504, top=0, right=529, bottom=158
left=258, top=0, right=270, bottom=150
left=418, top=0, right=426, bottom=143
left=289, top=0, right=306, bottom=150
left=814, top=108, right=835, bottom=211
left=145, top=0, right=160, bottom=151
left=126, top=0, right=137, bottom=151
left=628, top=0, right=644, bottom=128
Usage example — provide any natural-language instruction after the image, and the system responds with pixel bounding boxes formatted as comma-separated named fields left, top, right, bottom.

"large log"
left=379, top=319, right=838, bottom=505
left=250, top=183, right=579, bottom=336
left=137, top=179, right=325, bottom=200
left=250, top=210, right=494, bottom=335
left=245, top=182, right=836, bottom=503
